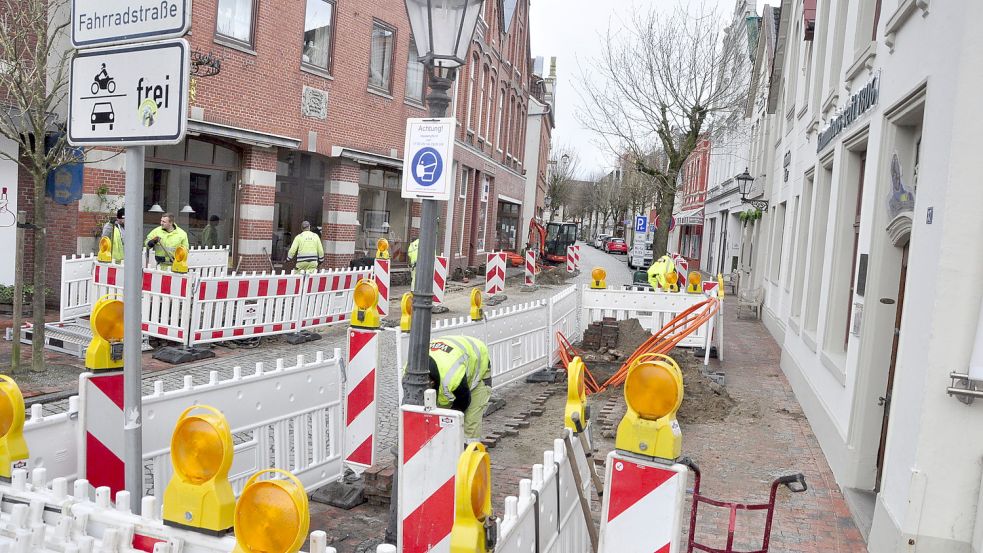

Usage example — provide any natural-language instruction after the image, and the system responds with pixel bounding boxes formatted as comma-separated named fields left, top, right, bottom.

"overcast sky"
left=529, top=0, right=769, bottom=178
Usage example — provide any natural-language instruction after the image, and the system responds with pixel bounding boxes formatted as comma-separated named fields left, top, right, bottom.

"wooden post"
left=11, top=211, right=25, bottom=374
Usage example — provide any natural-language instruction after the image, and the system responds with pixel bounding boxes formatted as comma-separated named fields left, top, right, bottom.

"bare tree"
left=577, top=1, right=748, bottom=257
left=0, top=0, right=75, bottom=372
left=545, top=144, right=580, bottom=222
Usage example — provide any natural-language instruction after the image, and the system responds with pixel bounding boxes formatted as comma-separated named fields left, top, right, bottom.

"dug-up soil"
left=536, top=265, right=575, bottom=286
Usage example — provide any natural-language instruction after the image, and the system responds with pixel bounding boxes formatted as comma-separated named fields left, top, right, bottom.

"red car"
left=605, top=238, right=628, bottom=254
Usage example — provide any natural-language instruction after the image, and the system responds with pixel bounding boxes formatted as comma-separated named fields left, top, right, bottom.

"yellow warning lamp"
left=615, top=354, right=684, bottom=460
left=400, top=292, right=413, bottom=332
left=449, top=442, right=493, bottom=553
left=717, top=273, right=726, bottom=299
left=686, top=271, right=703, bottom=294
left=85, top=295, right=125, bottom=371
left=233, top=469, right=310, bottom=553
left=664, top=270, right=680, bottom=293
left=375, top=238, right=391, bottom=259
left=163, top=405, right=235, bottom=533
left=97, top=236, right=113, bottom=262
left=350, top=278, right=381, bottom=329
left=469, top=289, right=484, bottom=321
left=564, top=357, right=588, bottom=433
left=590, top=267, right=607, bottom=289
left=0, top=375, right=28, bottom=479
left=172, top=246, right=189, bottom=273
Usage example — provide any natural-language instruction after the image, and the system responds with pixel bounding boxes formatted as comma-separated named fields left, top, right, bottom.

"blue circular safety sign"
left=411, top=147, right=443, bottom=187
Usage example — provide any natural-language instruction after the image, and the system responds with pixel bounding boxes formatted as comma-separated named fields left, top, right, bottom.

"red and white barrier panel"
left=398, top=394, right=464, bottom=553
left=80, top=372, right=125, bottom=496
left=298, top=268, right=372, bottom=329
left=598, top=450, right=687, bottom=553
left=189, top=273, right=305, bottom=345
left=141, top=270, right=194, bottom=344
left=525, top=251, right=536, bottom=287
left=672, top=254, right=689, bottom=284
left=433, top=256, right=448, bottom=305
left=345, top=329, right=380, bottom=470
left=374, top=259, right=391, bottom=317
left=574, top=245, right=581, bottom=270
left=566, top=246, right=576, bottom=273
left=92, top=262, right=124, bottom=300
left=703, top=281, right=719, bottom=295
left=486, top=252, right=507, bottom=296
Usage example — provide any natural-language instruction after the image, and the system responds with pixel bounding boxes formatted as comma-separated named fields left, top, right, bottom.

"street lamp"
left=736, top=167, right=768, bottom=210
left=402, top=0, right=485, bottom=408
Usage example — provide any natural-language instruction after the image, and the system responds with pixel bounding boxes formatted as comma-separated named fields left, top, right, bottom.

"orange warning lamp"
left=97, top=236, right=113, bottom=263
left=85, top=295, right=125, bottom=371
left=163, top=405, right=235, bottom=533
left=590, top=267, right=607, bottom=289
left=565, top=357, right=588, bottom=433
left=470, top=289, right=484, bottom=321
left=350, top=278, right=381, bottom=329
left=0, top=375, right=28, bottom=479
left=376, top=238, right=391, bottom=259
left=172, top=246, right=189, bottom=273
left=616, top=354, right=684, bottom=460
left=664, top=270, right=680, bottom=293
left=449, top=442, right=493, bottom=552
left=233, top=469, right=310, bottom=553
left=686, top=271, right=703, bottom=294
left=400, top=292, right=413, bottom=332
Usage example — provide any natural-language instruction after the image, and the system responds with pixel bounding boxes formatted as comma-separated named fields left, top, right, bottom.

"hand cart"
left=677, top=457, right=808, bottom=553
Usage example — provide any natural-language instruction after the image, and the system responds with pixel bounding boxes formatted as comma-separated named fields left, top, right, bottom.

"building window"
left=466, top=55, right=478, bottom=132
left=303, top=0, right=336, bottom=72
left=216, top=0, right=256, bottom=47
left=496, top=88, right=505, bottom=151
left=405, top=37, right=425, bottom=103
left=369, top=21, right=396, bottom=93
left=486, top=76, right=496, bottom=145
left=358, top=167, right=410, bottom=263
left=477, top=65, right=488, bottom=138
left=476, top=175, right=490, bottom=252
left=458, top=168, right=470, bottom=255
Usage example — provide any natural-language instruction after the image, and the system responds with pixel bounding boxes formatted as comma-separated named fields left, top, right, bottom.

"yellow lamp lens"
left=625, top=361, right=680, bottom=420
left=353, top=281, right=378, bottom=310
left=666, top=271, right=678, bottom=285
left=236, top=481, right=301, bottom=553
left=172, top=417, right=224, bottom=483
left=591, top=268, right=606, bottom=281
left=93, top=299, right=125, bottom=341
left=99, top=236, right=111, bottom=253
left=175, top=246, right=188, bottom=262
left=402, top=292, right=413, bottom=314
left=0, top=389, right=12, bottom=438
left=688, top=272, right=701, bottom=285
left=377, top=238, right=390, bottom=253
left=470, top=455, right=490, bottom=519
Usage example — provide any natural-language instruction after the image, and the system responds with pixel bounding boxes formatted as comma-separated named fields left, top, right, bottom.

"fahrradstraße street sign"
left=68, top=39, right=189, bottom=146
left=72, top=0, right=190, bottom=48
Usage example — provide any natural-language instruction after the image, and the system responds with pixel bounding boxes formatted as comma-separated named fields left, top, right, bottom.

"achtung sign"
left=401, top=118, right=455, bottom=201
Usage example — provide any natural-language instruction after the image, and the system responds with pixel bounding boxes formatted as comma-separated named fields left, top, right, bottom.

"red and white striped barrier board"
left=672, top=254, right=689, bottom=284
left=141, top=270, right=194, bottom=344
left=485, top=252, right=507, bottom=296
left=345, top=329, right=379, bottom=470
left=374, top=259, right=391, bottom=317
left=80, top=372, right=125, bottom=496
left=598, top=450, right=687, bottom=553
left=297, top=268, right=372, bottom=329
left=398, top=398, right=464, bottom=553
left=566, top=246, right=576, bottom=273
left=433, top=256, right=448, bottom=305
left=703, top=281, right=719, bottom=295
left=525, top=251, right=536, bottom=287
left=189, top=273, right=305, bottom=345
left=574, top=245, right=581, bottom=270
left=92, top=262, right=124, bottom=299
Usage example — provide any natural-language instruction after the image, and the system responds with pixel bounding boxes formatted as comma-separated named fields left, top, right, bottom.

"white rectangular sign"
left=401, top=118, right=455, bottom=201
left=0, top=136, right=18, bottom=286
left=68, top=39, right=189, bottom=146
left=72, top=0, right=190, bottom=48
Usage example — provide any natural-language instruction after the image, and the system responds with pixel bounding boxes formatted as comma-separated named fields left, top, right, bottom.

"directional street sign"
left=72, top=0, right=190, bottom=48
left=634, top=215, right=648, bottom=234
left=68, top=39, right=189, bottom=147
left=401, top=118, right=455, bottom=201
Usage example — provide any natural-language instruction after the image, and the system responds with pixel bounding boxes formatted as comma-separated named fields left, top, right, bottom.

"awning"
left=673, top=207, right=704, bottom=226
left=188, top=119, right=301, bottom=149
left=331, top=146, right=403, bottom=169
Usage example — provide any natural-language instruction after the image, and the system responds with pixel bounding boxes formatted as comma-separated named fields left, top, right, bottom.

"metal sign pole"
left=123, top=145, right=145, bottom=512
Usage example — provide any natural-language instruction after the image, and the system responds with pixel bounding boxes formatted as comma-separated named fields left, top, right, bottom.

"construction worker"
left=287, top=220, right=324, bottom=273
left=100, top=207, right=125, bottom=262
left=200, top=214, right=220, bottom=247
left=407, top=237, right=419, bottom=288
left=426, top=335, right=492, bottom=439
left=145, top=212, right=189, bottom=271
left=647, top=254, right=677, bottom=290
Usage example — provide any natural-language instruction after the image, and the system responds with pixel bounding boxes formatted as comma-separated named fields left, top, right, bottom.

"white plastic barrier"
left=60, top=254, right=97, bottom=320
left=78, top=351, right=345, bottom=500
left=141, top=269, right=195, bottom=344
left=582, top=285, right=712, bottom=348
left=297, top=267, right=371, bottom=330
left=548, top=285, right=582, bottom=367
left=22, top=400, right=81, bottom=481
left=189, top=272, right=305, bottom=345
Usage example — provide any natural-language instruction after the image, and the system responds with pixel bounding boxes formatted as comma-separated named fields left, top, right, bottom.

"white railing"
left=22, top=399, right=81, bottom=482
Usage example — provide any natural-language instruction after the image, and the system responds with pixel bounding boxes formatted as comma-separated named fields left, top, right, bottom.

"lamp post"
left=402, top=0, right=485, bottom=408
left=736, top=167, right=769, bottom=210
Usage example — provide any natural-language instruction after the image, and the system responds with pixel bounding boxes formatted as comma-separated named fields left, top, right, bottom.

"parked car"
left=593, top=234, right=611, bottom=248
left=605, top=238, right=628, bottom=254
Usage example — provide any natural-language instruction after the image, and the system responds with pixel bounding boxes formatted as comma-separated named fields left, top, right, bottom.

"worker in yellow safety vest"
left=145, top=213, right=189, bottom=271
left=647, top=254, right=677, bottom=290
left=287, top=220, right=324, bottom=273
left=407, top=238, right=419, bottom=288
left=100, top=208, right=125, bottom=262
left=425, top=335, right=492, bottom=439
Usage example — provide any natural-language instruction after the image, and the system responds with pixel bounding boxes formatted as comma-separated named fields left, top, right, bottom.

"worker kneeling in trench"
left=426, top=335, right=492, bottom=440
